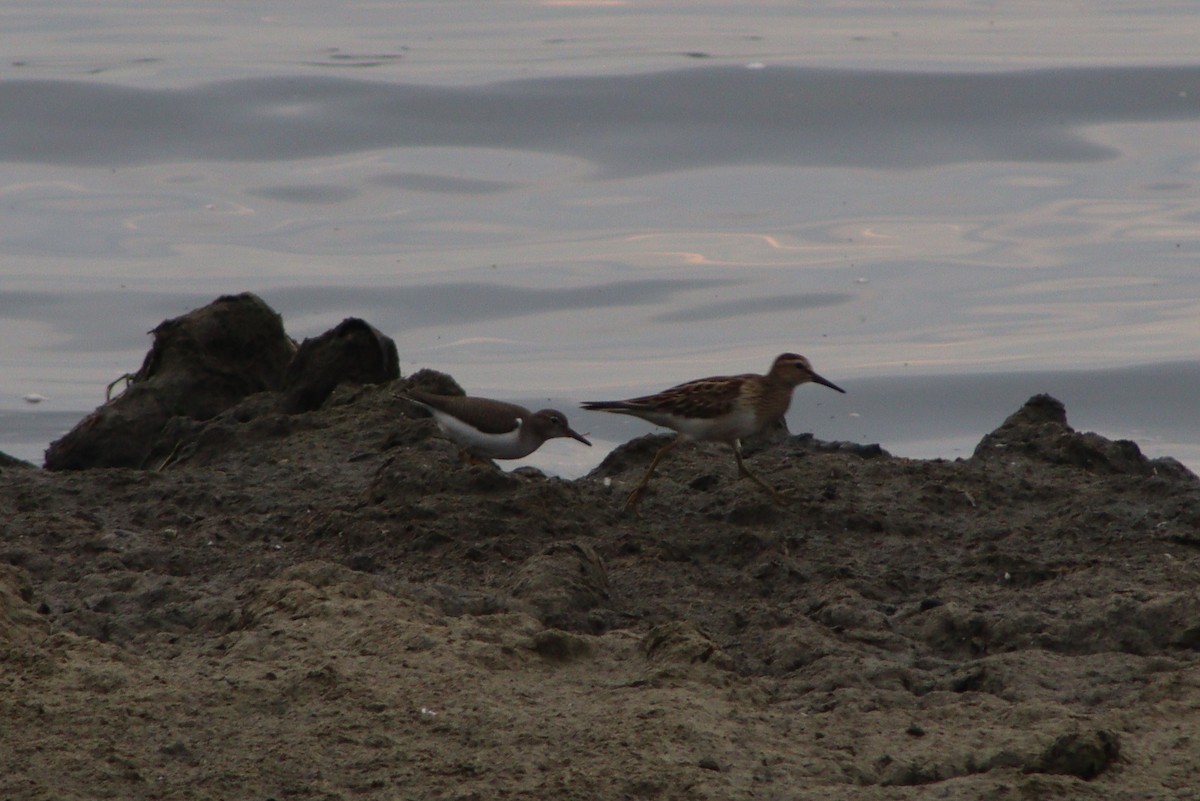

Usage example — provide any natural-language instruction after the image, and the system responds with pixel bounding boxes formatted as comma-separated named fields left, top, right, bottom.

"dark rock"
left=45, top=293, right=294, bottom=470
left=973, top=394, right=1196, bottom=480
left=279, top=318, right=399, bottom=413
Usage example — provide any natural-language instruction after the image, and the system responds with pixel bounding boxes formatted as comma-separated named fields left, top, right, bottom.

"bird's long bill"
left=812, top=372, right=847, bottom=394
left=568, top=428, right=593, bottom=446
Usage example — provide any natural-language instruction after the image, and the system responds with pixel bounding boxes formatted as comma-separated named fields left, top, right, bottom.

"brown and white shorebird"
left=581, top=353, right=845, bottom=508
left=401, top=389, right=591, bottom=462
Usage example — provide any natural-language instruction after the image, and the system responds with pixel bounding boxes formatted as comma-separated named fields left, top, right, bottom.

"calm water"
left=2, top=1, right=1199, bottom=475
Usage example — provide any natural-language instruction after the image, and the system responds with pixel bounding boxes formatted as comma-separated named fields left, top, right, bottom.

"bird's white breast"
left=669, top=406, right=759, bottom=442
left=431, top=409, right=530, bottom=458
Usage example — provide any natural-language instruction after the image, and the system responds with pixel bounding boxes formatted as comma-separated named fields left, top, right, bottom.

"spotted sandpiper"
left=401, top=389, right=591, bottom=462
left=582, top=353, right=844, bottom=508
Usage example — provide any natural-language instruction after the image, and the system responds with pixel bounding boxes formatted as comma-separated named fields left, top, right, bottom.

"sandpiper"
left=582, top=353, right=844, bottom=508
left=401, top=389, right=591, bottom=462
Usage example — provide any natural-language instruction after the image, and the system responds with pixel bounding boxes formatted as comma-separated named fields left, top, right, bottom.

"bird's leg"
left=458, top=449, right=494, bottom=468
left=623, top=436, right=679, bottom=510
left=732, top=440, right=790, bottom=506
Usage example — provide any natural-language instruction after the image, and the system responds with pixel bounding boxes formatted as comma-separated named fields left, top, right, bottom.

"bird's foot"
left=620, top=484, right=649, bottom=514
left=458, top=450, right=496, bottom=468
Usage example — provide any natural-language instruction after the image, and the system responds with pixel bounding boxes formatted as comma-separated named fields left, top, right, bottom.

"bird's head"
left=770, top=353, right=846, bottom=393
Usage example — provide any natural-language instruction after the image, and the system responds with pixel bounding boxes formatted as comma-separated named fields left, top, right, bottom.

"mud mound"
left=44, top=293, right=296, bottom=470
left=42, top=296, right=403, bottom=471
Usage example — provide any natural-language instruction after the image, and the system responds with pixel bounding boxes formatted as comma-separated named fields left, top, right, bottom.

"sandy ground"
left=3, top=377, right=1200, bottom=800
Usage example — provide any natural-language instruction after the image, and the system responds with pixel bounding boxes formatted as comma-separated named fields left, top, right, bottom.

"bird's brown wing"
left=404, top=391, right=527, bottom=435
left=621, top=374, right=751, bottom=420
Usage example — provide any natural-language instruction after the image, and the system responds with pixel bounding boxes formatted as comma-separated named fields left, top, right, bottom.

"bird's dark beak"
left=812, top=372, right=846, bottom=394
left=568, top=428, right=593, bottom=446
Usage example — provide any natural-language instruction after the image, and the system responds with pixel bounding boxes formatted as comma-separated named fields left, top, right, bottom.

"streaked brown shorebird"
left=582, top=353, right=844, bottom=508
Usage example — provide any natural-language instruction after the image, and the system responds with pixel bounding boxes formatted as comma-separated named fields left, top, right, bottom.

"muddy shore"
left=2, top=297, right=1199, bottom=800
